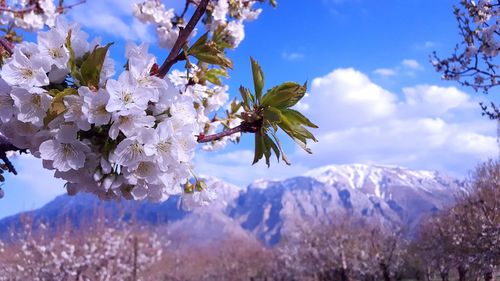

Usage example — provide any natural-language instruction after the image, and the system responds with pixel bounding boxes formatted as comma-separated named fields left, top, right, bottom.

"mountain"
left=229, top=164, right=464, bottom=244
left=0, top=164, right=464, bottom=245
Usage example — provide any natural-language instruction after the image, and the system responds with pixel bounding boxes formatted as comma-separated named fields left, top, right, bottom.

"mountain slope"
left=228, top=164, right=462, bottom=244
left=0, top=164, right=463, bottom=245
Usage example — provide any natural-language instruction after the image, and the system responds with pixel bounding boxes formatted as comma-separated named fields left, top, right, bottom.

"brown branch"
left=156, top=0, right=210, bottom=79
left=0, top=0, right=85, bottom=14
left=0, top=135, right=25, bottom=175
left=0, top=37, right=13, bottom=55
left=196, top=121, right=261, bottom=143
left=0, top=5, right=36, bottom=14
left=56, top=0, right=86, bottom=13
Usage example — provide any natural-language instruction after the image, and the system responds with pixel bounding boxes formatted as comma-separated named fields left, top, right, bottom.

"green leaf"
left=278, top=117, right=315, bottom=154
left=269, top=130, right=291, bottom=165
left=65, top=31, right=83, bottom=84
left=252, top=132, right=265, bottom=165
left=80, top=42, right=113, bottom=87
left=44, top=88, right=78, bottom=126
left=269, top=0, right=278, bottom=7
left=212, top=25, right=235, bottom=50
left=281, top=108, right=318, bottom=128
left=190, top=44, right=233, bottom=69
left=261, top=82, right=307, bottom=108
left=188, top=32, right=209, bottom=53
left=239, top=86, right=254, bottom=108
left=229, top=99, right=242, bottom=114
left=250, top=57, right=264, bottom=102
left=263, top=133, right=280, bottom=163
left=262, top=106, right=282, bottom=124
left=205, top=68, right=228, bottom=86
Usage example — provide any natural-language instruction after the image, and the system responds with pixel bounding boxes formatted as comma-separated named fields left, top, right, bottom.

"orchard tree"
left=416, top=159, right=500, bottom=281
left=432, top=0, right=499, bottom=119
left=0, top=0, right=317, bottom=203
left=0, top=223, right=164, bottom=281
left=274, top=215, right=410, bottom=281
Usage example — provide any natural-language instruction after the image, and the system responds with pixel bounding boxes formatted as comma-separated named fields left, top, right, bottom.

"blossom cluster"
left=0, top=18, right=231, bottom=202
left=133, top=0, right=180, bottom=49
left=133, top=0, right=263, bottom=49
left=0, top=0, right=59, bottom=31
left=1, top=225, right=164, bottom=280
left=209, top=0, right=263, bottom=48
left=432, top=0, right=499, bottom=95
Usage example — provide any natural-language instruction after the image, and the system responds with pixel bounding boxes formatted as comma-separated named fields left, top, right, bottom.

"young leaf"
left=239, top=86, right=254, bottom=108
left=188, top=32, right=209, bottom=53
left=80, top=43, right=113, bottom=87
left=205, top=68, right=228, bottom=85
left=190, top=44, right=233, bottom=69
left=262, top=106, right=282, bottom=124
left=269, top=130, right=291, bottom=165
left=252, top=132, right=266, bottom=165
left=44, top=88, right=78, bottom=126
left=263, top=133, right=280, bottom=162
left=65, top=31, right=83, bottom=84
left=281, top=108, right=318, bottom=128
left=250, top=57, right=264, bottom=102
left=261, top=82, right=307, bottom=108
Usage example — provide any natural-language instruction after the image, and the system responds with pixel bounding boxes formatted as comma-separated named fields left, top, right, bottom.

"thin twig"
left=0, top=37, right=13, bottom=55
left=157, top=0, right=210, bottom=79
left=196, top=121, right=261, bottom=143
left=197, top=125, right=244, bottom=143
left=57, top=0, right=86, bottom=13
left=0, top=5, right=36, bottom=14
left=0, top=0, right=85, bottom=14
left=0, top=135, right=25, bottom=175
left=179, top=0, right=191, bottom=19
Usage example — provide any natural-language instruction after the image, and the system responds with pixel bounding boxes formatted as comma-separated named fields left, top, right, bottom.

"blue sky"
left=0, top=0, right=498, bottom=219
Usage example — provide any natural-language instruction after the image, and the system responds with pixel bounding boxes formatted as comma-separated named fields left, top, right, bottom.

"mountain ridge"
left=0, top=163, right=464, bottom=245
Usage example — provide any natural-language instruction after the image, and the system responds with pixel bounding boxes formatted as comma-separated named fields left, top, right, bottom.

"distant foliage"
left=415, top=159, right=499, bottom=281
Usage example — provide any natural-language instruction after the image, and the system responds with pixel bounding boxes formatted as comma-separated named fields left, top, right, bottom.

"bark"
left=440, top=269, right=449, bottom=281
left=380, top=262, right=391, bottom=281
left=483, top=271, right=493, bottom=281
left=457, top=264, right=468, bottom=281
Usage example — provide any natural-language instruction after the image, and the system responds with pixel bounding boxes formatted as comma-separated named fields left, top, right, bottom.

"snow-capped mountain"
left=0, top=164, right=464, bottom=245
left=229, top=164, right=464, bottom=244
left=305, top=164, right=461, bottom=199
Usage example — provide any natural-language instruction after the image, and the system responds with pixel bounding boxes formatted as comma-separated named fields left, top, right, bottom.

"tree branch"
left=0, top=5, right=36, bottom=14
left=0, top=37, right=13, bottom=55
left=197, top=121, right=261, bottom=143
left=57, top=0, right=86, bottom=13
left=156, top=0, right=210, bottom=79
left=0, top=135, right=25, bottom=175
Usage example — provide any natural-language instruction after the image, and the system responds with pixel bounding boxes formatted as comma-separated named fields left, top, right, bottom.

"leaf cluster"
left=66, top=31, right=113, bottom=88
left=239, top=58, right=318, bottom=167
left=41, top=32, right=113, bottom=127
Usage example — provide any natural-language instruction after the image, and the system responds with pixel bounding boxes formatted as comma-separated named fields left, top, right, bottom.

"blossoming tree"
left=432, top=0, right=499, bottom=119
left=0, top=0, right=317, bottom=205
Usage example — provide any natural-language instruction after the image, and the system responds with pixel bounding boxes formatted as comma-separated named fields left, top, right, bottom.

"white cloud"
left=282, top=52, right=305, bottom=61
left=373, top=68, right=397, bottom=77
left=67, top=0, right=157, bottom=42
left=401, top=85, right=473, bottom=116
left=306, top=68, right=396, bottom=130
left=195, top=149, right=309, bottom=187
left=402, top=59, right=423, bottom=70
left=298, top=68, right=497, bottom=175
left=374, top=59, right=423, bottom=77
left=196, top=68, right=498, bottom=186
left=416, top=41, right=436, bottom=50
